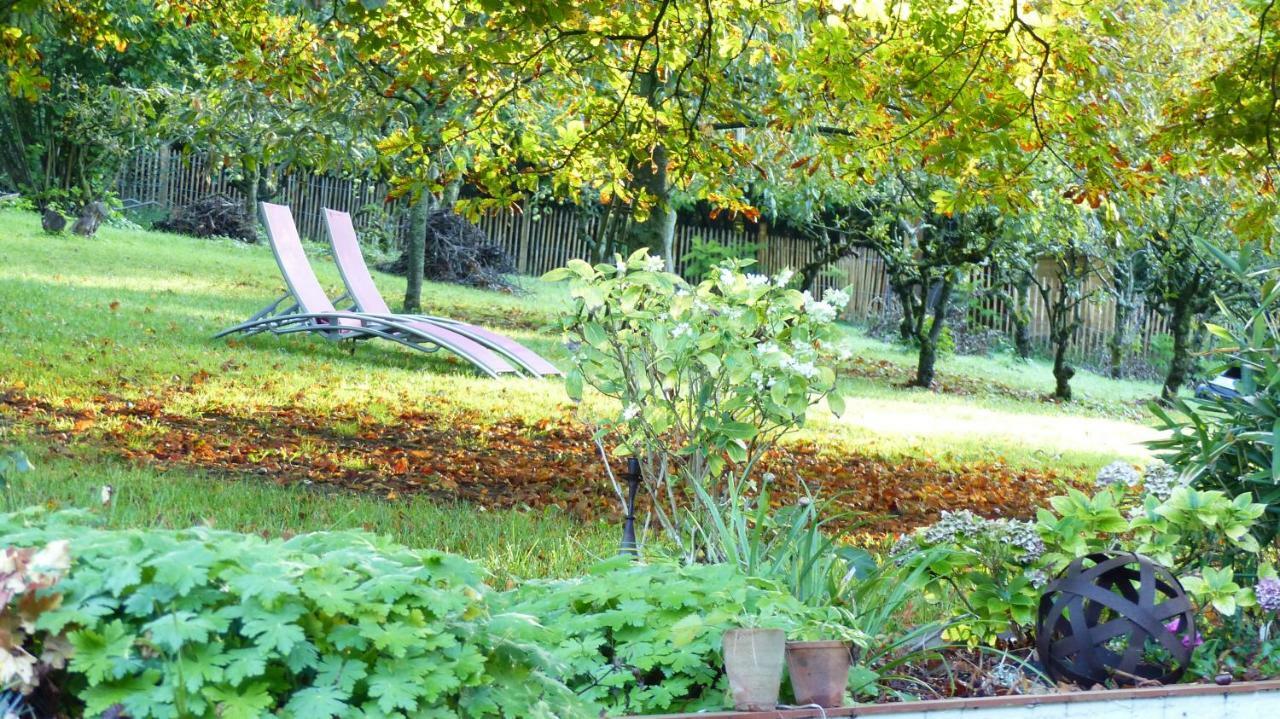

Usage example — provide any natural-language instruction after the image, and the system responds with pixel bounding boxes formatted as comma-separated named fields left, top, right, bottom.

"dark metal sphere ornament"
left=1036, top=552, right=1196, bottom=687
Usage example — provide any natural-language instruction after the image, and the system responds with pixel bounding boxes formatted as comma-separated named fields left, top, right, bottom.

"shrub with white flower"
left=894, top=511, right=1046, bottom=643
left=544, top=251, right=848, bottom=556
left=911, top=511, right=1044, bottom=566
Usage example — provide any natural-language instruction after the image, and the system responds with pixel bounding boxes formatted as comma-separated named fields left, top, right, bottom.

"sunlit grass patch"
left=1, top=450, right=615, bottom=584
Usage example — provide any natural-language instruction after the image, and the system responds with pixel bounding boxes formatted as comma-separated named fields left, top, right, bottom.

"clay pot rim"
left=786, top=640, right=852, bottom=649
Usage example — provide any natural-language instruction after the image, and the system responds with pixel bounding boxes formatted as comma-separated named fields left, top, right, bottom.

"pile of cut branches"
left=154, top=194, right=256, bottom=242
left=385, top=209, right=517, bottom=292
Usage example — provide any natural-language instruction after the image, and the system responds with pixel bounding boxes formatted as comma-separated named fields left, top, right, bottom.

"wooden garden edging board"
left=623, top=679, right=1280, bottom=719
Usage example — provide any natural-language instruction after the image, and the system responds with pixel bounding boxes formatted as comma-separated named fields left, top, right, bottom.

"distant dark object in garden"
left=155, top=194, right=256, bottom=242
left=383, top=208, right=517, bottom=292
left=1036, top=552, right=1195, bottom=688
left=41, top=208, right=66, bottom=233
left=1195, top=365, right=1242, bottom=400
left=72, top=200, right=108, bottom=236
left=619, top=457, right=642, bottom=556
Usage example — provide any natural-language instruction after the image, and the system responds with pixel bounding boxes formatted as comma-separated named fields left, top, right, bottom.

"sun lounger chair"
left=215, top=202, right=520, bottom=378
left=322, top=207, right=561, bottom=377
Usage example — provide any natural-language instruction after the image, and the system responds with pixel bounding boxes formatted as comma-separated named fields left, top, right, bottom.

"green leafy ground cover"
left=3, top=510, right=845, bottom=718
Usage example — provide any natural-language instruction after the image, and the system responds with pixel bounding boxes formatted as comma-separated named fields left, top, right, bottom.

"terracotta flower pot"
left=786, top=640, right=853, bottom=708
left=722, top=628, right=786, bottom=711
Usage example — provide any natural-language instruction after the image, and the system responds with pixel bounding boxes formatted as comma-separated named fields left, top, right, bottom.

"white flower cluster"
left=773, top=268, right=794, bottom=287
left=615, top=254, right=666, bottom=275
left=801, top=288, right=852, bottom=324
left=1140, top=462, right=1184, bottom=501
left=916, top=510, right=1044, bottom=564
left=993, top=519, right=1046, bottom=565
left=1094, top=461, right=1141, bottom=489
left=755, top=336, right=824, bottom=382
left=921, top=509, right=986, bottom=543
left=746, top=273, right=771, bottom=288
left=780, top=355, right=819, bottom=379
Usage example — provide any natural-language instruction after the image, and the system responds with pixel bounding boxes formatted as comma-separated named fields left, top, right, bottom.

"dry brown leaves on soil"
left=1, top=386, right=1084, bottom=537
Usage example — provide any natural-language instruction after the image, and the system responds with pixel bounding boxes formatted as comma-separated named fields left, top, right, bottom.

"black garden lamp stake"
left=620, top=457, right=642, bottom=556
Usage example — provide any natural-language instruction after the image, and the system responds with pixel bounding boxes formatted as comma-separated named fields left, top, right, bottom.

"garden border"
left=623, top=679, right=1280, bottom=718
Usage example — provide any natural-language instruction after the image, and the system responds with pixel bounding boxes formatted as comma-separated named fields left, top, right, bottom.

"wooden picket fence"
left=117, top=148, right=1171, bottom=358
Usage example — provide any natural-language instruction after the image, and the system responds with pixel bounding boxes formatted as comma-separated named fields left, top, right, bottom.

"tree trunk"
left=403, top=195, right=430, bottom=313
left=893, top=282, right=916, bottom=344
left=243, top=159, right=260, bottom=241
left=799, top=261, right=823, bottom=292
left=912, top=280, right=953, bottom=388
left=440, top=178, right=461, bottom=210
left=1162, top=297, right=1195, bottom=402
left=656, top=201, right=676, bottom=272
left=798, top=228, right=833, bottom=292
left=1108, top=297, right=1137, bottom=379
left=1011, top=279, right=1034, bottom=360
left=1052, top=333, right=1075, bottom=400
left=915, top=335, right=938, bottom=389
left=628, top=142, right=673, bottom=264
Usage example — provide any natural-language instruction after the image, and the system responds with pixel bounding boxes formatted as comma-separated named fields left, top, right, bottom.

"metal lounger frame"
left=321, top=207, right=562, bottom=377
left=215, top=304, right=522, bottom=378
left=214, top=203, right=521, bottom=378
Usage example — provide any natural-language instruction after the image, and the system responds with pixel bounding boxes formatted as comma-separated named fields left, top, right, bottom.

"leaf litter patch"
left=1, top=386, right=1083, bottom=536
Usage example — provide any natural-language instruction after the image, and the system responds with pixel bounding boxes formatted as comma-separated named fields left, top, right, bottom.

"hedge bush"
left=1, top=509, right=586, bottom=719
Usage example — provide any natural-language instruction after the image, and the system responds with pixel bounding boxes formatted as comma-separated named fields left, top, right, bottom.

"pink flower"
left=1164, top=617, right=1203, bottom=649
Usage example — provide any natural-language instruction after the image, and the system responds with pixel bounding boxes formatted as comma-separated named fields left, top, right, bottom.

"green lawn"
left=0, top=208, right=1166, bottom=576
left=0, top=453, right=614, bottom=586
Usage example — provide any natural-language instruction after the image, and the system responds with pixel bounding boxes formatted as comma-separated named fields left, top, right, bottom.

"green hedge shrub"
left=500, top=559, right=842, bottom=716
left=1, top=509, right=586, bottom=719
